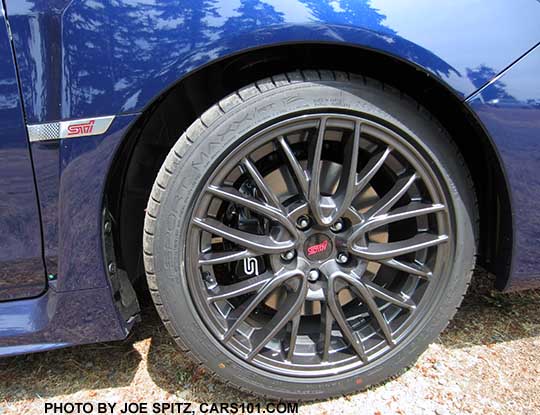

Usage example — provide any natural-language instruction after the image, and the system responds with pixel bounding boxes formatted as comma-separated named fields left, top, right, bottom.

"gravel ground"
left=1, top=270, right=539, bottom=415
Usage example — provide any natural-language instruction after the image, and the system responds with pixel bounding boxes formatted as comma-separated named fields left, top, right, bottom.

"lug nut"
left=202, top=272, right=217, bottom=289
left=336, top=252, right=349, bottom=264
left=330, top=219, right=344, bottom=233
left=296, top=215, right=311, bottom=231
left=308, top=269, right=320, bottom=282
left=281, top=250, right=296, bottom=261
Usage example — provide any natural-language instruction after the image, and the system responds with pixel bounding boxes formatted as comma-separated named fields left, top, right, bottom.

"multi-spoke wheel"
left=144, top=71, right=477, bottom=400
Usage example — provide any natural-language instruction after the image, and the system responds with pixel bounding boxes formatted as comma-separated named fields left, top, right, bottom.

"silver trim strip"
left=27, top=115, right=116, bottom=142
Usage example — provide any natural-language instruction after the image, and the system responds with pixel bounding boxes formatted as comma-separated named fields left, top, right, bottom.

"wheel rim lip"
left=184, top=110, right=455, bottom=378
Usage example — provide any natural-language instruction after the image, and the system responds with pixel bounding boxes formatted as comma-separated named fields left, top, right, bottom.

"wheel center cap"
left=304, top=233, right=333, bottom=261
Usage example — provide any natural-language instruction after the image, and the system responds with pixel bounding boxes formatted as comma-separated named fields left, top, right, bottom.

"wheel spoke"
left=327, top=275, right=367, bottom=361
left=193, top=217, right=295, bottom=254
left=333, top=272, right=415, bottom=346
left=286, top=314, right=301, bottom=362
left=321, top=121, right=362, bottom=223
left=354, top=147, right=392, bottom=196
left=199, top=249, right=252, bottom=265
left=363, top=279, right=416, bottom=310
left=206, top=185, right=297, bottom=235
left=366, top=173, right=418, bottom=218
left=320, top=303, right=334, bottom=361
left=307, top=120, right=389, bottom=225
left=379, top=258, right=432, bottom=279
left=308, top=117, right=328, bottom=225
left=207, top=272, right=273, bottom=302
left=246, top=276, right=307, bottom=360
left=347, top=278, right=395, bottom=346
left=350, top=232, right=449, bottom=260
left=352, top=202, right=446, bottom=236
left=223, top=270, right=302, bottom=342
left=241, top=157, right=282, bottom=209
left=277, top=136, right=309, bottom=200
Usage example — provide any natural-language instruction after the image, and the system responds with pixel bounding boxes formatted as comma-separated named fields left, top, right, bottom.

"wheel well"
left=105, top=43, right=513, bottom=291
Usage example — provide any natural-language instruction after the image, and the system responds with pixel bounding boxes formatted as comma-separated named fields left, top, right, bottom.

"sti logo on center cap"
left=304, top=234, right=332, bottom=261
left=307, top=240, right=329, bottom=256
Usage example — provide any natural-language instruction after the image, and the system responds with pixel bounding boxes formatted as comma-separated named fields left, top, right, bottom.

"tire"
left=143, top=70, right=477, bottom=401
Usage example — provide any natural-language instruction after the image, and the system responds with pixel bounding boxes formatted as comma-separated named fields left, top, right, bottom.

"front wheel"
left=143, top=71, right=477, bottom=400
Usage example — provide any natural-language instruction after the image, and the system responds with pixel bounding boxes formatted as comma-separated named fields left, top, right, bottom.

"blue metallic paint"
left=36, top=114, right=138, bottom=292
left=5, top=0, right=540, bottom=124
left=0, top=3, right=45, bottom=301
left=0, top=286, right=130, bottom=357
left=0, top=115, right=137, bottom=350
left=467, top=44, right=540, bottom=290
left=0, top=0, right=539, bottom=355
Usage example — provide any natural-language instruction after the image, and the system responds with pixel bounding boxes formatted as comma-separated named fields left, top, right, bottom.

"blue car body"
left=0, top=0, right=539, bottom=356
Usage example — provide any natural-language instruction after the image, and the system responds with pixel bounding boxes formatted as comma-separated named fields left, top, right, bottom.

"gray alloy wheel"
left=143, top=71, right=477, bottom=400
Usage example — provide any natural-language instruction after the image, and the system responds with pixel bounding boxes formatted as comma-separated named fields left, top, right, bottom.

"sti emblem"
left=67, top=120, right=95, bottom=136
left=27, top=115, right=115, bottom=142
left=307, top=240, right=329, bottom=256
left=304, top=234, right=333, bottom=261
left=243, top=257, right=259, bottom=276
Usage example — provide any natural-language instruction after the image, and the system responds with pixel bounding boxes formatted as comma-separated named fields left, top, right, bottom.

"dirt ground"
left=1, top=270, right=539, bottom=415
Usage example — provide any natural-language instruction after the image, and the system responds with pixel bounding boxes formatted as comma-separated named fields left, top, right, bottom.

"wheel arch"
left=104, top=42, right=513, bottom=292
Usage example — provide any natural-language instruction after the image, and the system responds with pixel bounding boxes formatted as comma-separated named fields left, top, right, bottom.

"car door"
left=0, top=4, right=46, bottom=301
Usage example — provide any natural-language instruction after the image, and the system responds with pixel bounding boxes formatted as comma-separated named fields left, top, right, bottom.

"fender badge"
left=27, top=115, right=115, bottom=142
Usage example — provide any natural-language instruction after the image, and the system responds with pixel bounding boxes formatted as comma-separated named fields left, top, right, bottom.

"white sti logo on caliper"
left=243, top=257, right=259, bottom=276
